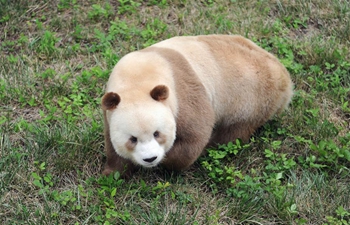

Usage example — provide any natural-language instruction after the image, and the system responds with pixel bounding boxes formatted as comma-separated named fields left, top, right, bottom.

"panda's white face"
left=107, top=101, right=176, bottom=168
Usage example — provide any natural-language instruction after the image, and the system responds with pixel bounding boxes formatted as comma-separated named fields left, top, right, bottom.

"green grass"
left=1, top=0, right=350, bottom=224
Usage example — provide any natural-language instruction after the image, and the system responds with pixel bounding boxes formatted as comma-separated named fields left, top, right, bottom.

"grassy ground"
left=1, top=0, right=349, bottom=224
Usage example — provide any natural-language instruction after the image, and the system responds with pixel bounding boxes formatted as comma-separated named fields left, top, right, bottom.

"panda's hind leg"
left=209, top=122, right=259, bottom=146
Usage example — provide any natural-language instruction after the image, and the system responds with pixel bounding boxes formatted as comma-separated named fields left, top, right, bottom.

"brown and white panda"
left=101, top=35, right=293, bottom=177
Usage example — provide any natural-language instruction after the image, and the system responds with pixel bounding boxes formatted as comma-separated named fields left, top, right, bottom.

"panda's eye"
left=153, top=131, right=159, bottom=138
left=130, top=136, right=138, bottom=144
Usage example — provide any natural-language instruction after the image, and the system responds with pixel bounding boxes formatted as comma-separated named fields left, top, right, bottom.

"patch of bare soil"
left=12, top=106, right=41, bottom=122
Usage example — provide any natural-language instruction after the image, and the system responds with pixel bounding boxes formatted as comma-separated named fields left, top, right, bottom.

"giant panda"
left=101, top=35, right=293, bottom=177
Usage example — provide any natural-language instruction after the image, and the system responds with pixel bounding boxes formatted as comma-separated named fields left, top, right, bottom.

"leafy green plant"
left=0, top=14, right=10, bottom=23
left=94, top=172, right=132, bottom=224
left=117, top=0, right=141, bottom=15
left=283, top=15, right=308, bottom=29
left=324, top=206, right=350, bottom=225
left=57, top=0, right=77, bottom=11
left=141, top=18, right=168, bottom=47
left=32, top=30, right=60, bottom=57
left=108, top=19, right=136, bottom=41
left=146, top=0, right=168, bottom=7
left=72, top=24, right=83, bottom=41
left=88, top=3, right=113, bottom=20
left=31, top=161, right=54, bottom=194
left=264, top=140, right=297, bottom=172
left=201, top=140, right=249, bottom=185
left=309, top=140, right=350, bottom=170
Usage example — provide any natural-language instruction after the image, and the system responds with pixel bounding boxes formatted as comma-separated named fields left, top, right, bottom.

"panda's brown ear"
left=102, top=92, right=120, bottom=110
left=150, top=85, right=169, bottom=101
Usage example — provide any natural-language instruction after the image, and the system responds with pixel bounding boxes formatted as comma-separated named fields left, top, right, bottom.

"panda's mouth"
left=140, top=157, right=161, bottom=167
left=142, top=163, right=158, bottom=168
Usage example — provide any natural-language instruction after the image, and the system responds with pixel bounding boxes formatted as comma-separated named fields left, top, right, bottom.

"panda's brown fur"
left=102, top=35, right=293, bottom=177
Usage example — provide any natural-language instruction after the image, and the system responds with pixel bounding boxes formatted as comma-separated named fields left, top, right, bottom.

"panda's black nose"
left=143, top=156, right=157, bottom=163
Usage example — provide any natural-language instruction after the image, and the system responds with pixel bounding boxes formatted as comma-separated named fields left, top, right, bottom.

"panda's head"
left=102, top=85, right=176, bottom=168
